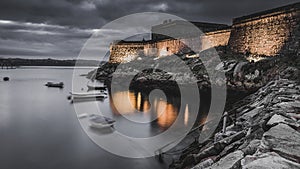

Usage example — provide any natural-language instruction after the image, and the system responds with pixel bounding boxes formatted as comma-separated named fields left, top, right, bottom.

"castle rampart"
left=109, top=3, right=300, bottom=63
left=228, top=3, right=300, bottom=56
left=109, top=41, right=146, bottom=63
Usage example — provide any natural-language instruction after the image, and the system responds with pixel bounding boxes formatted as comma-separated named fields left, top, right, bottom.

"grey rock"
left=191, top=158, right=214, bottom=169
left=287, top=113, right=300, bottom=120
left=233, top=62, right=247, bottom=77
left=214, top=131, right=237, bottom=143
left=267, top=114, right=290, bottom=126
left=274, top=101, right=300, bottom=109
left=280, top=67, right=299, bottom=81
left=194, top=131, right=246, bottom=163
left=261, top=123, right=300, bottom=162
left=266, top=114, right=300, bottom=128
left=208, top=150, right=244, bottom=169
left=240, top=139, right=261, bottom=156
left=242, top=152, right=300, bottom=169
left=239, top=106, right=263, bottom=122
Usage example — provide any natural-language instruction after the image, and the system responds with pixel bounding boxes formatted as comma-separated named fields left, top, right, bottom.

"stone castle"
left=109, top=2, right=300, bottom=63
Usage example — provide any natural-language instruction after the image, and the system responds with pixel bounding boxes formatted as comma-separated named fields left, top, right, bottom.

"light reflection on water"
left=0, top=67, right=213, bottom=168
left=108, top=89, right=195, bottom=132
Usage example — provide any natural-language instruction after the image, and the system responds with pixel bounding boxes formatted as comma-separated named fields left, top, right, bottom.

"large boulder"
left=261, top=123, right=300, bottom=163
left=242, top=152, right=300, bottom=169
left=208, top=150, right=244, bottom=169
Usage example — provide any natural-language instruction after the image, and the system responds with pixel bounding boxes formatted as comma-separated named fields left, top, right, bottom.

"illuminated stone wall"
left=110, top=30, right=231, bottom=63
left=200, top=29, right=231, bottom=51
left=109, top=2, right=300, bottom=63
left=109, top=42, right=145, bottom=63
left=144, top=39, right=186, bottom=57
left=229, top=3, right=300, bottom=56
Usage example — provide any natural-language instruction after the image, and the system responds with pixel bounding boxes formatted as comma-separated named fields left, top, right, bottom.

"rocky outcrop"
left=171, top=77, right=300, bottom=169
left=92, top=48, right=299, bottom=92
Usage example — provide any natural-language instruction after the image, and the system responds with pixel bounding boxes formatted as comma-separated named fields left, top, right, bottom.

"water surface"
left=0, top=67, right=171, bottom=169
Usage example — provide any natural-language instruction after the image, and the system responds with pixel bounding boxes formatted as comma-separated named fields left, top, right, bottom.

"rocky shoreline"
left=170, top=78, right=300, bottom=169
left=90, top=48, right=300, bottom=169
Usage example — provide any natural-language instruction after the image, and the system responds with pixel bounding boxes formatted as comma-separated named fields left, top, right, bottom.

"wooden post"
left=158, top=150, right=164, bottom=162
left=222, top=112, right=228, bottom=134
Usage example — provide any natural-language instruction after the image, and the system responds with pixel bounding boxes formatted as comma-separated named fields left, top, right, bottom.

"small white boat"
left=45, top=82, right=64, bottom=88
left=69, top=91, right=107, bottom=96
left=89, top=114, right=115, bottom=129
left=70, top=94, right=107, bottom=103
left=71, top=94, right=107, bottom=99
left=77, top=113, right=89, bottom=119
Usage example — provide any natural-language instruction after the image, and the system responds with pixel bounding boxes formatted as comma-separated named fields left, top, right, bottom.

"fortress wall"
left=109, top=3, right=300, bottom=63
left=109, top=29, right=231, bottom=63
left=148, top=30, right=231, bottom=57
left=229, top=3, right=300, bottom=56
left=143, top=31, right=231, bottom=58
left=144, top=39, right=188, bottom=57
left=200, top=29, right=231, bottom=51
left=109, top=42, right=145, bottom=63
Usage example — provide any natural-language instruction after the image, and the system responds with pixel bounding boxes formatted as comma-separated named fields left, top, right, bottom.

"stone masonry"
left=109, top=2, right=300, bottom=63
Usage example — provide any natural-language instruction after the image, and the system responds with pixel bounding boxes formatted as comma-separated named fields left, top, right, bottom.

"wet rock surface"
left=171, top=77, right=300, bottom=169
left=261, top=123, right=300, bottom=163
left=242, top=152, right=300, bottom=169
left=208, top=150, right=244, bottom=169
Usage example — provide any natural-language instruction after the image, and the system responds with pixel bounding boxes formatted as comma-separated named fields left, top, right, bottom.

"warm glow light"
left=143, top=100, right=151, bottom=113
left=137, top=92, right=141, bottom=111
left=110, top=91, right=136, bottom=114
left=110, top=91, right=180, bottom=129
left=246, top=55, right=267, bottom=62
left=159, top=47, right=168, bottom=57
left=123, top=55, right=136, bottom=63
left=184, top=104, right=189, bottom=126
left=186, top=53, right=199, bottom=58
left=155, top=99, right=178, bottom=128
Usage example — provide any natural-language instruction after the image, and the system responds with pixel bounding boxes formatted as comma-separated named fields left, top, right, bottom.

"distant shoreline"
left=17, top=66, right=99, bottom=69
left=0, top=58, right=104, bottom=67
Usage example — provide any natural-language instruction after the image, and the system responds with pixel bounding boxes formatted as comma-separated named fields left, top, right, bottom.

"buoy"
left=3, top=77, right=9, bottom=81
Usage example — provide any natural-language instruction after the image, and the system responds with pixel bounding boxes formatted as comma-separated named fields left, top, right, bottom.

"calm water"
left=0, top=67, right=209, bottom=169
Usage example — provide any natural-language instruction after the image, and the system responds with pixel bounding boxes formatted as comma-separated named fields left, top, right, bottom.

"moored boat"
left=3, top=77, right=9, bottom=81
left=69, top=91, right=107, bottom=96
left=70, top=93, right=107, bottom=103
left=45, top=82, right=64, bottom=88
left=89, top=114, right=115, bottom=129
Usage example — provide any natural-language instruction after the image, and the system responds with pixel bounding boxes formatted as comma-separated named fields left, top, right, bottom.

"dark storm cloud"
left=0, top=0, right=299, bottom=28
left=0, top=0, right=299, bottom=58
left=0, top=20, right=99, bottom=58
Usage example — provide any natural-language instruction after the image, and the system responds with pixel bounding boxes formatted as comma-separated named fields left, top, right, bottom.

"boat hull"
left=45, top=82, right=64, bottom=88
left=87, top=85, right=107, bottom=90
left=90, top=122, right=114, bottom=129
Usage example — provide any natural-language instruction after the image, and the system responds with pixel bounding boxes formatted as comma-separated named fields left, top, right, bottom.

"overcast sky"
left=0, top=0, right=299, bottom=59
